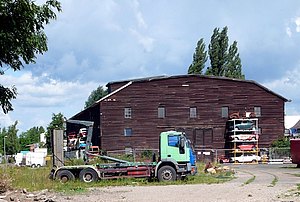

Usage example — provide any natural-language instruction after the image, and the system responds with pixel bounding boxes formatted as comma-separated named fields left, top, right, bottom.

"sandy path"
left=55, top=164, right=300, bottom=202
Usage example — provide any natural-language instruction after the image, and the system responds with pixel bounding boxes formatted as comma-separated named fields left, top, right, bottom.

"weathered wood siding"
left=99, top=76, right=285, bottom=151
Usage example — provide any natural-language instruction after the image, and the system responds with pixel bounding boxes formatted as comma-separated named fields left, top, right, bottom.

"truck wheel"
left=158, top=166, right=176, bottom=182
left=31, top=164, right=36, bottom=168
left=79, top=168, right=98, bottom=183
left=56, top=170, right=75, bottom=183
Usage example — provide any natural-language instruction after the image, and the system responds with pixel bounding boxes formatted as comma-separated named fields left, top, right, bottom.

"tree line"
left=0, top=113, right=64, bottom=155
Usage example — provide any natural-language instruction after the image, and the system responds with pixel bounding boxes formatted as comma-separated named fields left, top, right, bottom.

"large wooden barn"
left=70, top=75, right=288, bottom=151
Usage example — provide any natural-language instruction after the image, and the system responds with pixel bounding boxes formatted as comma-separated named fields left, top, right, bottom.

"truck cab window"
left=168, top=135, right=179, bottom=147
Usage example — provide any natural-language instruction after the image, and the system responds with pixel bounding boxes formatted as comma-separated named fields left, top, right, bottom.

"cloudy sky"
left=1, top=0, right=300, bottom=133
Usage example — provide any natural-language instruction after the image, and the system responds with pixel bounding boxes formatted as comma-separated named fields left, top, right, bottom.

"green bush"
left=271, top=137, right=290, bottom=148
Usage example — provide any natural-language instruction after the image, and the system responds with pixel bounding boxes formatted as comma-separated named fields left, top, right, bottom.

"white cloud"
left=286, top=16, right=300, bottom=37
left=0, top=112, right=14, bottom=128
left=295, top=17, right=300, bottom=32
left=286, top=26, right=292, bottom=37
left=263, top=66, right=300, bottom=115
left=0, top=72, right=100, bottom=132
left=131, top=0, right=147, bottom=29
left=129, top=29, right=154, bottom=52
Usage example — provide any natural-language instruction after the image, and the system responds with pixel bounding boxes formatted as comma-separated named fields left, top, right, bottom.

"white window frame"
left=124, top=107, right=132, bottom=119
left=254, top=106, right=261, bottom=117
left=221, top=107, right=229, bottom=118
left=158, top=107, right=165, bottom=118
left=124, top=128, right=132, bottom=136
left=190, top=107, right=197, bottom=118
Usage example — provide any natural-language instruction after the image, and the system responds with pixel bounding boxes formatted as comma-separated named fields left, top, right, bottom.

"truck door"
left=166, top=135, right=189, bottom=162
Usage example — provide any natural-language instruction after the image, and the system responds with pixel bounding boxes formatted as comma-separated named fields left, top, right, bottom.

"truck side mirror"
left=179, top=137, right=185, bottom=148
left=179, top=137, right=185, bottom=154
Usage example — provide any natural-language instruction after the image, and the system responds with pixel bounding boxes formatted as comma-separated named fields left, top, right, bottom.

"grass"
left=290, top=173, right=300, bottom=178
left=0, top=162, right=234, bottom=193
left=243, top=175, right=255, bottom=185
left=268, top=173, right=279, bottom=187
left=239, top=170, right=256, bottom=186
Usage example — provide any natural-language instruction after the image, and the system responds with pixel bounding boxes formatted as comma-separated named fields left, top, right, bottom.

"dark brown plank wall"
left=99, top=76, right=285, bottom=151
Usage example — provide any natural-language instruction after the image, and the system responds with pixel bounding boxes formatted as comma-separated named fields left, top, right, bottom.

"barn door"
left=194, top=128, right=213, bottom=148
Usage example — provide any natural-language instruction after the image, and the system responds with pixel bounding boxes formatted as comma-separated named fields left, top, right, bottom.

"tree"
left=19, top=126, right=45, bottom=151
left=46, top=113, right=64, bottom=151
left=187, top=38, right=207, bottom=74
left=271, top=137, right=290, bottom=148
left=0, top=85, right=17, bottom=114
left=0, top=0, right=61, bottom=114
left=224, top=41, right=244, bottom=79
left=206, top=27, right=229, bottom=76
left=0, top=121, right=19, bottom=155
left=85, top=86, right=108, bottom=109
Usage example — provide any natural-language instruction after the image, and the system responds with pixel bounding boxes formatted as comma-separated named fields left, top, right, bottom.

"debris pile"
left=204, top=162, right=234, bottom=174
left=0, top=189, right=57, bottom=202
left=0, top=174, right=12, bottom=194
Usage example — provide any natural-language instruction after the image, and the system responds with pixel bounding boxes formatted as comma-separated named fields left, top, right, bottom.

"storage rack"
left=225, top=118, right=259, bottom=164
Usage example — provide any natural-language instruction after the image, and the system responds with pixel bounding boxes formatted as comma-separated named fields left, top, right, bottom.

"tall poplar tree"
left=187, top=38, right=207, bottom=74
left=225, top=41, right=244, bottom=79
left=188, top=26, right=244, bottom=79
left=206, top=27, right=229, bottom=76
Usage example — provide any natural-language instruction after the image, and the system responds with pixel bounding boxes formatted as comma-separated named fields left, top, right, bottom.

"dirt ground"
left=1, top=164, right=300, bottom=202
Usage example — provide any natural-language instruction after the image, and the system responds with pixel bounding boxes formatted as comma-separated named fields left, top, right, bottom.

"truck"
left=290, top=138, right=300, bottom=167
left=50, top=129, right=197, bottom=183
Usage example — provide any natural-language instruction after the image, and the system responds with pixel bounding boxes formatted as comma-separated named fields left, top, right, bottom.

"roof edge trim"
left=96, top=81, right=133, bottom=103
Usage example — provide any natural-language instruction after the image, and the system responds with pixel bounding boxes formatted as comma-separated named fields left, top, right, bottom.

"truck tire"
left=56, top=170, right=75, bottom=183
left=158, top=166, right=176, bottom=182
left=79, top=168, right=98, bottom=183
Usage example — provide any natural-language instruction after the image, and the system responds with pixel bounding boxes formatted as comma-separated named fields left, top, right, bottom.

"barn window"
left=158, top=107, right=165, bottom=118
left=124, top=107, right=132, bottom=118
left=190, top=107, right=197, bottom=118
left=221, top=107, right=229, bottom=118
left=254, top=106, right=261, bottom=117
left=124, top=128, right=132, bottom=136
